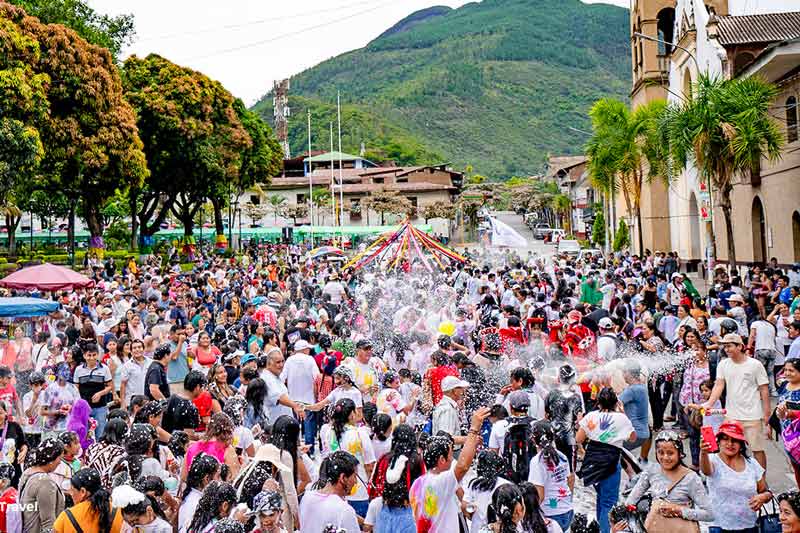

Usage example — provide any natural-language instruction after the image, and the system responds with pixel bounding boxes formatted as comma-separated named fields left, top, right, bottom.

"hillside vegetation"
left=253, top=0, right=631, bottom=177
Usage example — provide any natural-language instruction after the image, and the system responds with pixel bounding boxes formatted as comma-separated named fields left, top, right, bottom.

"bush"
left=592, top=210, right=606, bottom=247
left=613, top=219, right=630, bottom=252
left=0, top=258, right=6, bottom=265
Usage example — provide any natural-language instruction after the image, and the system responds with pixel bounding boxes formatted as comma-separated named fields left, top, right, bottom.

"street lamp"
left=633, top=32, right=699, bottom=71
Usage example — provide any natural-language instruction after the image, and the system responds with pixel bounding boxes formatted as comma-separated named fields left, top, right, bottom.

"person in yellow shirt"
left=54, top=468, right=124, bottom=533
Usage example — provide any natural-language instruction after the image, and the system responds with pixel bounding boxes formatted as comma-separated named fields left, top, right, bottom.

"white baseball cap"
left=441, top=375, right=470, bottom=392
left=598, top=317, right=614, bottom=329
left=294, top=339, right=313, bottom=352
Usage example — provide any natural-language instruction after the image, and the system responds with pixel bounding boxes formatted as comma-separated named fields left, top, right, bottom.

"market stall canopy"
left=0, top=297, right=60, bottom=318
left=0, top=263, right=94, bottom=291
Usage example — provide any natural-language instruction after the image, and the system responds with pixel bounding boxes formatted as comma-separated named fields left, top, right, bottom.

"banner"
left=489, top=217, right=528, bottom=248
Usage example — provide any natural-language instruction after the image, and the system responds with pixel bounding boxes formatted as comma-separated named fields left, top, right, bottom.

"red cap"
left=717, top=420, right=747, bottom=442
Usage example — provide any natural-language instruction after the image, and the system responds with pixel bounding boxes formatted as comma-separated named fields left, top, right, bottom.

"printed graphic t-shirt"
left=410, top=468, right=460, bottom=533
left=578, top=410, right=634, bottom=448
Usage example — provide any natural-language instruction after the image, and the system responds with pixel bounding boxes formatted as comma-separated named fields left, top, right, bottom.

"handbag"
left=782, top=417, right=800, bottom=463
left=644, top=472, right=701, bottom=533
left=757, top=498, right=782, bottom=533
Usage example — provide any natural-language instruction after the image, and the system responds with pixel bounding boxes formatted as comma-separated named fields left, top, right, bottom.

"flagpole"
left=330, top=122, right=335, bottom=233
left=337, top=91, right=344, bottom=248
left=307, top=110, right=313, bottom=247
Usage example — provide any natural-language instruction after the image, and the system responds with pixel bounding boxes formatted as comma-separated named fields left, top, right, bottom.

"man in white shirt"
left=299, top=451, right=361, bottom=533
left=749, top=317, right=780, bottom=396
left=281, top=339, right=320, bottom=450
left=322, top=272, right=347, bottom=307
left=263, top=350, right=306, bottom=423
left=119, top=339, right=152, bottom=410
left=596, top=317, right=619, bottom=361
left=432, top=376, right=470, bottom=444
left=788, top=321, right=800, bottom=360
left=702, top=333, right=770, bottom=469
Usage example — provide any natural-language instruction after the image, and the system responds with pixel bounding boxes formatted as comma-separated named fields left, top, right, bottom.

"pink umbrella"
left=0, top=263, right=94, bottom=291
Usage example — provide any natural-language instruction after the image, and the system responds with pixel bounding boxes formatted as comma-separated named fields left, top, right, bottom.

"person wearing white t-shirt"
left=529, top=420, right=575, bottom=532
left=298, top=451, right=361, bottom=533
left=463, top=450, right=511, bottom=533
left=749, top=318, right=780, bottom=396
left=410, top=406, right=490, bottom=533
left=700, top=333, right=770, bottom=470
left=322, top=272, right=347, bottom=306
left=596, top=318, right=619, bottom=361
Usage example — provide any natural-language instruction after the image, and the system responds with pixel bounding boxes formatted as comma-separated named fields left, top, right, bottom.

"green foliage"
left=105, top=219, right=131, bottom=247
left=1, top=3, right=148, bottom=248
left=364, top=191, right=413, bottom=225
left=422, top=201, right=455, bottom=222
left=592, top=209, right=606, bottom=247
left=613, top=219, right=629, bottom=252
left=9, top=0, right=135, bottom=59
left=256, top=0, right=630, bottom=177
left=660, top=74, right=783, bottom=266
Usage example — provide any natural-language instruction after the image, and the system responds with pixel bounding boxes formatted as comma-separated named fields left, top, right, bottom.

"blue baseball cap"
left=241, top=354, right=257, bottom=366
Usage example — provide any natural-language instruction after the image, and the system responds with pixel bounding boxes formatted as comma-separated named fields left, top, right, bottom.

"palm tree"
left=267, top=195, right=287, bottom=224
left=552, top=193, right=572, bottom=234
left=585, top=98, right=668, bottom=255
left=660, top=74, right=783, bottom=268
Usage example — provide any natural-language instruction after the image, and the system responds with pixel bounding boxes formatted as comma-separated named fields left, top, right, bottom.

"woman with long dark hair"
left=529, top=420, right=574, bottom=531
left=463, top=450, right=510, bottom=533
left=319, top=398, right=375, bottom=518
left=186, top=481, right=238, bottom=533
left=53, top=468, right=122, bottom=533
left=367, top=423, right=425, bottom=502
left=184, top=413, right=239, bottom=480
left=270, top=415, right=310, bottom=493
left=243, top=378, right=269, bottom=430
left=111, top=484, right=171, bottom=533
left=178, top=454, right=220, bottom=533
left=482, top=484, right=526, bottom=533
left=85, top=418, right=128, bottom=490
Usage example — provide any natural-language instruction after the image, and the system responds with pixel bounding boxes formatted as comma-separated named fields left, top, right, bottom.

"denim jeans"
left=549, top=510, right=574, bottom=532
left=593, top=463, right=621, bottom=533
left=90, top=405, right=108, bottom=440
left=303, top=410, right=319, bottom=453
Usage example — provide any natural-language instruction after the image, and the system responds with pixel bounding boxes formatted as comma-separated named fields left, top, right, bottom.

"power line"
left=184, top=0, right=396, bottom=62
left=136, top=0, right=377, bottom=42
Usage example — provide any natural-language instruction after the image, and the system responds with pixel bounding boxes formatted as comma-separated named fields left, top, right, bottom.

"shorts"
left=740, top=419, right=766, bottom=452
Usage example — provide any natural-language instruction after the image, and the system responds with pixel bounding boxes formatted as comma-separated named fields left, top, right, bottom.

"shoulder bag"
left=644, top=471, right=701, bottom=533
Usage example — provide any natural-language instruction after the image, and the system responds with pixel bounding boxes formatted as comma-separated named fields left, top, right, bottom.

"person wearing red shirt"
left=424, top=350, right=459, bottom=408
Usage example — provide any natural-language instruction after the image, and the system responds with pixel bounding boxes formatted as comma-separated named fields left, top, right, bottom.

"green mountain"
left=252, top=0, right=631, bottom=178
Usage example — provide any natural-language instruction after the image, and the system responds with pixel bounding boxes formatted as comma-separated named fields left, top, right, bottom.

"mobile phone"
left=786, top=401, right=800, bottom=411
left=701, top=426, right=718, bottom=453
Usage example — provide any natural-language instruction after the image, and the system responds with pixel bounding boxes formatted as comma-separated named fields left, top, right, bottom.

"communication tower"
left=273, top=79, right=291, bottom=158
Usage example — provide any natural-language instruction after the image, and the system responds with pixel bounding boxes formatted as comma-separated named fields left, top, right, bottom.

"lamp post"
left=633, top=32, right=699, bottom=70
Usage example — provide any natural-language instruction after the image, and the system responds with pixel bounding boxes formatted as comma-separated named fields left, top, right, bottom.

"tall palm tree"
left=585, top=98, right=668, bottom=255
left=660, top=74, right=783, bottom=268
left=552, top=193, right=572, bottom=234
left=267, top=195, right=287, bottom=224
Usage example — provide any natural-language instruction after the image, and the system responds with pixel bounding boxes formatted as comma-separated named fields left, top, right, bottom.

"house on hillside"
left=240, top=152, right=464, bottom=235
left=547, top=156, right=599, bottom=240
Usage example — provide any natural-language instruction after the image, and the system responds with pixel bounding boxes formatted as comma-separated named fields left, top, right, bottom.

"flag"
left=489, top=216, right=528, bottom=248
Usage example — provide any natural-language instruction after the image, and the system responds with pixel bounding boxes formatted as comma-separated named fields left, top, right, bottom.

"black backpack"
left=502, top=416, right=535, bottom=483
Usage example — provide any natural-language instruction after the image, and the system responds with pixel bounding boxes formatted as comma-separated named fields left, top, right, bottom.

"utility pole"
left=307, top=110, right=313, bottom=246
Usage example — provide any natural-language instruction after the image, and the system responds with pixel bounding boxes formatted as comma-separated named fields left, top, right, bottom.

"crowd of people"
left=0, top=239, right=800, bottom=533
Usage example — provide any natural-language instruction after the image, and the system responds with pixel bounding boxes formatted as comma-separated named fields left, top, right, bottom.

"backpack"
left=502, top=416, right=535, bottom=484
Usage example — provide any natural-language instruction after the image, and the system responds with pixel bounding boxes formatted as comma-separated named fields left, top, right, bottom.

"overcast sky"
left=90, top=0, right=629, bottom=105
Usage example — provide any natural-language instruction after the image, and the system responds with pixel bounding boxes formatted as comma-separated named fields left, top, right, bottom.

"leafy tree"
left=27, top=189, right=69, bottom=240
left=592, top=208, right=606, bottom=247
left=585, top=97, right=667, bottom=255
left=364, top=191, right=413, bottom=225
left=422, top=201, right=455, bottom=223
left=122, top=54, right=249, bottom=246
left=9, top=0, right=135, bottom=59
left=267, top=195, right=287, bottom=224
left=660, top=74, right=783, bottom=267
left=467, top=174, right=487, bottom=185
left=280, top=204, right=309, bottom=226
left=2, top=4, right=148, bottom=256
left=243, top=202, right=269, bottom=227
left=613, top=219, right=629, bottom=252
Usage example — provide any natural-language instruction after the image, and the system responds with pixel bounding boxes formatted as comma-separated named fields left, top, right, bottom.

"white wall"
left=728, top=0, right=800, bottom=15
